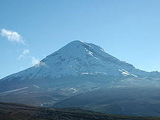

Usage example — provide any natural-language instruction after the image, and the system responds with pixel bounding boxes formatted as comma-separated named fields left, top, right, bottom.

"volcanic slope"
left=0, top=40, right=160, bottom=106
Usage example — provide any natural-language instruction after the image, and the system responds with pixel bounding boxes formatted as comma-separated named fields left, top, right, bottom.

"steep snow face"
left=1, top=40, right=150, bottom=80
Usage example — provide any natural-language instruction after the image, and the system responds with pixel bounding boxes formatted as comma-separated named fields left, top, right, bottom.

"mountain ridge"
left=1, top=41, right=160, bottom=116
left=1, top=40, right=159, bottom=82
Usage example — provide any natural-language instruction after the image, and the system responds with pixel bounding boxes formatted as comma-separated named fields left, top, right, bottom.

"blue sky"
left=1, top=0, right=160, bottom=79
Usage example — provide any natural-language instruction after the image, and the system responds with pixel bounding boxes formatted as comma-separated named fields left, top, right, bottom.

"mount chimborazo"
left=1, top=40, right=160, bottom=117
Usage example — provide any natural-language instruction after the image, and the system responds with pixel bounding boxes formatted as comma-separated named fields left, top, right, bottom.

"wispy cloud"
left=23, top=49, right=29, bottom=54
left=31, top=57, right=40, bottom=65
left=31, top=57, right=47, bottom=67
left=35, top=61, right=46, bottom=67
left=18, top=50, right=46, bottom=68
left=1, top=28, right=44, bottom=68
left=1, top=29, right=25, bottom=44
left=18, top=49, right=30, bottom=59
left=18, top=49, right=45, bottom=67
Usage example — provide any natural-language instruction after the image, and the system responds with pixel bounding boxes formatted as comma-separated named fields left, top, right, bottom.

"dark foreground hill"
left=54, top=87, right=160, bottom=117
left=0, top=102, right=159, bottom=120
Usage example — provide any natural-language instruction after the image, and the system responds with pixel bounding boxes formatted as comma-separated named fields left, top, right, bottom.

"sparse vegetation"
left=0, top=102, right=160, bottom=120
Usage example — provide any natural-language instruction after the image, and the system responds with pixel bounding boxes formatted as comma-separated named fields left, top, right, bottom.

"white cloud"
left=1, top=28, right=44, bottom=68
left=32, top=57, right=40, bottom=65
left=18, top=50, right=45, bottom=68
left=18, top=49, right=45, bottom=68
left=23, top=49, right=29, bottom=54
left=34, top=61, right=47, bottom=67
left=18, top=49, right=30, bottom=59
left=1, top=29, right=25, bottom=44
left=31, top=57, right=47, bottom=67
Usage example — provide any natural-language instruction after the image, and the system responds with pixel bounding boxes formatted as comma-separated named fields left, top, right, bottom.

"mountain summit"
left=1, top=40, right=160, bottom=113
left=1, top=40, right=160, bottom=86
left=1, top=40, right=150, bottom=81
left=1, top=40, right=160, bottom=107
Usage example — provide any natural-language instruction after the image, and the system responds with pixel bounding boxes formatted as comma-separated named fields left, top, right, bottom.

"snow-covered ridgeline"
left=1, top=40, right=159, bottom=81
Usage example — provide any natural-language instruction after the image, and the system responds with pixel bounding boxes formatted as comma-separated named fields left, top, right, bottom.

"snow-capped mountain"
left=1, top=40, right=160, bottom=106
left=2, top=40, right=158, bottom=81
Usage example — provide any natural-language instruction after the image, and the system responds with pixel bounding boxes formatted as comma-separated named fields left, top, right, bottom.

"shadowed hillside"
left=0, top=102, right=159, bottom=120
left=54, top=87, right=160, bottom=117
